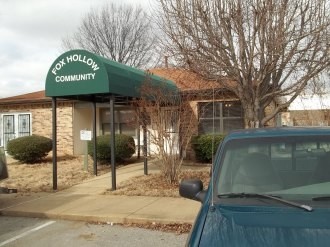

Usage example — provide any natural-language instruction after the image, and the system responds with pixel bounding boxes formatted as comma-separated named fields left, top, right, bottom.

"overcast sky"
left=0, top=0, right=152, bottom=98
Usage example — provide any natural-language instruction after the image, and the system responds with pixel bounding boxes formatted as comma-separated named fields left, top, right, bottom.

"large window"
left=100, top=108, right=137, bottom=137
left=199, top=101, right=243, bottom=134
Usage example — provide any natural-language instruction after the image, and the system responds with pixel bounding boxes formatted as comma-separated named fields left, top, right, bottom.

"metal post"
left=52, top=97, right=57, bottom=190
left=142, top=124, right=148, bottom=175
left=110, top=95, right=116, bottom=190
left=92, top=100, right=97, bottom=176
left=143, top=115, right=148, bottom=175
left=137, top=122, right=141, bottom=159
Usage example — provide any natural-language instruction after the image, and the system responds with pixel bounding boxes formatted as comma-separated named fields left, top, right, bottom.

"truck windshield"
left=217, top=136, right=330, bottom=201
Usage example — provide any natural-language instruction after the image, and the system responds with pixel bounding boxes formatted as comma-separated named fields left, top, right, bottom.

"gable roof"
left=148, top=68, right=222, bottom=91
left=0, top=90, right=51, bottom=105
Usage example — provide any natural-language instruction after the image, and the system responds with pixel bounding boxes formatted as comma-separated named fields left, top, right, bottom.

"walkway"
left=0, top=162, right=201, bottom=225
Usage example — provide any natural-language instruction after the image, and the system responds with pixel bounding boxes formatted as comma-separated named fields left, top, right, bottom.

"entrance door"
left=2, top=113, right=31, bottom=149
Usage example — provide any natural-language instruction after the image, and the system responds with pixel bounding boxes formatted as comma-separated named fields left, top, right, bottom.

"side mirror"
left=179, top=179, right=206, bottom=202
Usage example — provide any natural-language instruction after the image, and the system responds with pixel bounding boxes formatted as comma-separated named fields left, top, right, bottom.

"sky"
left=288, top=94, right=330, bottom=111
left=0, top=0, right=152, bottom=98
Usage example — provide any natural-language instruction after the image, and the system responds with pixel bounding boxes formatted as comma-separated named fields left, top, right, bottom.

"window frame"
left=198, top=101, right=243, bottom=134
left=0, top=112, right=32, bottom=149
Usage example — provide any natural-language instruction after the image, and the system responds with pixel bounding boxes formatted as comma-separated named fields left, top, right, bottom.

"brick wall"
left=0, top=101, right=74, bottom=155
left=290, top=110, right=330, bottom=126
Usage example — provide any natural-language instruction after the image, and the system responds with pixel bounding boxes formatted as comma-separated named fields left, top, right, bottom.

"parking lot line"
left=0, top=220, right=55, bottom=246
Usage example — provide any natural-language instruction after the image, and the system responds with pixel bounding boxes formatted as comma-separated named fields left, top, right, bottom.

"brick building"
left=2, top=49, right=297, bottom=159
left=0, top=91, right=74, bottom=154
left=279, top=95, right=330, bottom=127
left=0, top=68, right=244, bottom=157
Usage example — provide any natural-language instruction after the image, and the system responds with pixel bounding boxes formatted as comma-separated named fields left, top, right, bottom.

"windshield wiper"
left=218, top=192, right=313, bottom=212
left=312, top=196, right=330, bottom=201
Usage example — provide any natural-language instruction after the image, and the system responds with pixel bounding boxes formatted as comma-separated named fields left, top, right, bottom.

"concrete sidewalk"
left=0, top=162, right=201, bottom=225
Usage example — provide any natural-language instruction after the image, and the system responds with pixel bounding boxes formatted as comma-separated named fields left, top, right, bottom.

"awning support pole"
left=137, top=116, right=141, bottom=159
left=142, top=109, right=148, bottom=175
left=143, top=124, right=148, bottom=175
left=110, top=95, right=116, bottom=190
left=52, top=97, right=57, bottom=190
left=92, top=100, right=97, bottom=176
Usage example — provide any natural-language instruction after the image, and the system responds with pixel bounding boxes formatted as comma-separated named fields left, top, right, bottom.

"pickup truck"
left=180, top=127, right=330, bottom=247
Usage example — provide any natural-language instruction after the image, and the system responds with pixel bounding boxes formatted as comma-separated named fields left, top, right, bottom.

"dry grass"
left=0, top=155, right=110, bottom=193
left=106, top=168, right=210, bottom=197
left=1, top=155, right=210, bottom=197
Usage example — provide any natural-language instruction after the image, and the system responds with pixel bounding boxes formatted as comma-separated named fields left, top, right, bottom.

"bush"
left=88, top=134, right=135, bottom=164
left=7, top=135, right=52, bottom=163
left=191, top=134, right=225, bottom=162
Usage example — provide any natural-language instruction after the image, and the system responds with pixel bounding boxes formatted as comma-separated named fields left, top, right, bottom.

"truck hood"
left=199, top=204, right=330, bottom=246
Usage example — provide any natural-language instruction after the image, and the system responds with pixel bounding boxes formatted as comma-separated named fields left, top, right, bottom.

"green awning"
left=45, top=49, right=177, bottom=99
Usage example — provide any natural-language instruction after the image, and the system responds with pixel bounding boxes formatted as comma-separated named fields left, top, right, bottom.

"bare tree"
left=135, top=76, right=199, bottom=183
left=62, top=3, right=160, bottom=68
left=157, top=0, right=330, bottom=127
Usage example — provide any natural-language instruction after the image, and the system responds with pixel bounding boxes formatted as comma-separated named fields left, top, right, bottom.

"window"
left=198, top=101, right=243, bottom=134
left=100, top=108, right=137, bottom=137
left=163, top=108, right=179, bottom=133
left=1, top=113, right=31, bottom=149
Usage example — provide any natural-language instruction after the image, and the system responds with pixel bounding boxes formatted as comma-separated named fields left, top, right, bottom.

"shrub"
left=88, top=134, right=135, bottom=164
left=191, top=134, right=225, bottom=162
left=7, top=135, right=52, bottom=163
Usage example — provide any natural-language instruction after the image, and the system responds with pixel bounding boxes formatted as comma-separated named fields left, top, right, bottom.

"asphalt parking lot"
left=0, top=216, right=188, bottom=247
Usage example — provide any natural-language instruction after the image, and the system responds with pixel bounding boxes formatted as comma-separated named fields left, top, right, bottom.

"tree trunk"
left=242, top=99, right=263, bottom=129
